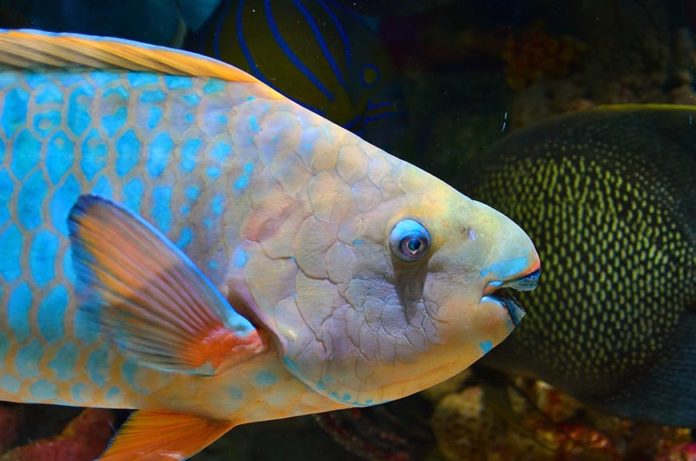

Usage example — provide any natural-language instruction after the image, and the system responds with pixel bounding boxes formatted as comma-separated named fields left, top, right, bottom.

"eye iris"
left=389, top=219, right=431, bottom=262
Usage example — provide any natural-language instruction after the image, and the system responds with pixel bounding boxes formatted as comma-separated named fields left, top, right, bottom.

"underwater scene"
left=0, top=0, right=694, bottom=460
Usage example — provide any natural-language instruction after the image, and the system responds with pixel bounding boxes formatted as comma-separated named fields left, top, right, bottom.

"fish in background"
left=187, top=0, right=406, bottom=149
left=0, top=0, right=222, bottom=46
left=465, top=105, right=696, bottom=427
left=0, top=29, right=540, bottom=459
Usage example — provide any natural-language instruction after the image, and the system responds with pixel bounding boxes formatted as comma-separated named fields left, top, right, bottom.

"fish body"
left=0, top=30, right=539, bottom=458
left=468, top=106, right=696, bottom=426
left=0, top=0, right=221, bottom=46
left=190, top=0, right=404, bottom=144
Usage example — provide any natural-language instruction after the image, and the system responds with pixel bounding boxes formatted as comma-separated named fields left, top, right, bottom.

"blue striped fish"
left=190, top=0, right=404, bottom=139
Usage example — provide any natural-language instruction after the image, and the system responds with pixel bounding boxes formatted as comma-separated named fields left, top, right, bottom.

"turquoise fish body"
left=0, top=68, right=343, bottom=419
left=0, top=29, right=540, bottom=459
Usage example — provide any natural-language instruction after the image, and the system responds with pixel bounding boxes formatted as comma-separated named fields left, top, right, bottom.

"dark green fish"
left=466, top=105, right=696, bottom=426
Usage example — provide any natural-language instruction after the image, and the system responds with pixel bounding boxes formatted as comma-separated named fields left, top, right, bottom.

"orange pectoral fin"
left=99, top=410, right=234, bottom=461
left=68, top=195, right=269, bottom=375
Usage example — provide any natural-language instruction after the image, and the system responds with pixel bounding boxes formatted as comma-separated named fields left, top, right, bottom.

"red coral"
left=0, top=409, right=115, bottom=461
left=656, top=442, right=696, bottom=461
left=0, top=406, right=22, bottom=453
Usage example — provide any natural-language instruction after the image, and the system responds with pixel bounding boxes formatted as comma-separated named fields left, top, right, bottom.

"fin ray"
left=68, top=195, right=268, bottom=374
left=0, top=29, right=281, bottom=98
left=99, top=410, right=233, bottom=461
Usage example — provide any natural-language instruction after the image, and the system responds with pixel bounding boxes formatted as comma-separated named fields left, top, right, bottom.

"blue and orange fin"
left=0, top=28, right=281, bottom=98
left=99, top=410, right=233, bottom=461
left=68, top=195, right=268, bottom=375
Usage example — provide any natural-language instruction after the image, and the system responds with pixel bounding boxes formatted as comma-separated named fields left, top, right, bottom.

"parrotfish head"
left=227, top=141, right=539, bottom=408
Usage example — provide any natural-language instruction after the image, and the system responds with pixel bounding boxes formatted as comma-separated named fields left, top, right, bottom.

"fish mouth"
left=482, top=291, right=526, bottom=326
left=482, top=267, right=540, bottom=326
left=505, top=267, right=541, bottom=291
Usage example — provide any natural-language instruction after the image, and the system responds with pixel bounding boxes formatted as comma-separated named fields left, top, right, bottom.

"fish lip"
left=481, top=265, right=539, bottom=326
left=482, top=292, right=526, bottom=326
left=505, top=267, right=541, bottom=292
left=482, top=267, right=541, bottom=295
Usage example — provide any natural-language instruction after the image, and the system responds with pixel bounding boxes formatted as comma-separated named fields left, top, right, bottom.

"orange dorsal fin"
left=0, top=29, right=281, bottom=98
left=99, top=410, right=234, bottom=461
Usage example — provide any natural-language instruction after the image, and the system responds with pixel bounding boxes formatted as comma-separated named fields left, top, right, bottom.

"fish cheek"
left=428, top=270, right=514, bottom=352
left=342, top=263, right=441, bottom=374
left=271, top=243, right=426, bottom=402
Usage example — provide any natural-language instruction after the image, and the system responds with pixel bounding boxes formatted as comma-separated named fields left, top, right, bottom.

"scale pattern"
left=0, top=69, right=290, bottom=407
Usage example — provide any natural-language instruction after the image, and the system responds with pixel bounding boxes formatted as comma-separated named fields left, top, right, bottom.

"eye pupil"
left=405, top=238, right=421, bottom=253
left=389, top=219, right=431, bottom=262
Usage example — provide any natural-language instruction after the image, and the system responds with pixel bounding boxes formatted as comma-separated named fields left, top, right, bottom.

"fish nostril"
left=505, top=268, right=541, bottom=292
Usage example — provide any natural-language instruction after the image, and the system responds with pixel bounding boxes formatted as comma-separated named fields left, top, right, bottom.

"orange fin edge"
left=69, top=195, right=269, bottom=375
left=0, top=29, right=281, bottom=99
left=99, top=410, right=234, bottom=461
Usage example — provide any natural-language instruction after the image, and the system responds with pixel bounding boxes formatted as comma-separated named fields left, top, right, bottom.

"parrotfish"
left=467, top=105, right=696, bottom=427
left=0, top=29, right=540, bottom=459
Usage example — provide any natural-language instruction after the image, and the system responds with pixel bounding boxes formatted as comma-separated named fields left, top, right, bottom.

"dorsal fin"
left=0, top=29, right=282, bottom=98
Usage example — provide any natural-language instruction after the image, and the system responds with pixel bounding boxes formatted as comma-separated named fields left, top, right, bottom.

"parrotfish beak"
left=475, top=202, right=541, bottom=329
left=482, top=263, right=540, bottom=326
left=505, top=266, right=541, bottom=291
left=480, top=293, right=525, bottom=326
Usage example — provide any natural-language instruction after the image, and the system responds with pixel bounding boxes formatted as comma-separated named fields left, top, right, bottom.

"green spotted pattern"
left=464, top=107, right=696, bottom=424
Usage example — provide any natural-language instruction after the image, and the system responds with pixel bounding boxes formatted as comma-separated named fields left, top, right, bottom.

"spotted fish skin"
left=0, top=70, right=261, bottom=407
left=469, top=106, right=696, bottom=426
left=0, top=30, right=540, bottom=459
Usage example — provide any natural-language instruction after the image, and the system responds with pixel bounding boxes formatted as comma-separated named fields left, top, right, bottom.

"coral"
left=311, top=369, right=696, bottom=461
left=431, top=377, right=694, bottom=461
left=432, top=386, right=543, bottom=461
left=656, top=442, right=696, bottom=461
left=508, top=2, right=696, bottom=129
left=0, top=406, right=22, bottom=453
left=501, top=21, right=585, bottom=90
left=0, top=408, right=115, bottom=461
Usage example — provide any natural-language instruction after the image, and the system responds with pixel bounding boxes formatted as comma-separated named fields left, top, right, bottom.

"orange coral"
left=501, top=21, right=585, bottom=89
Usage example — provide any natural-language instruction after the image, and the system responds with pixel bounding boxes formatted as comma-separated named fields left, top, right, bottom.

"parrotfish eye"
left=389, top=219, right=431, bottom=262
